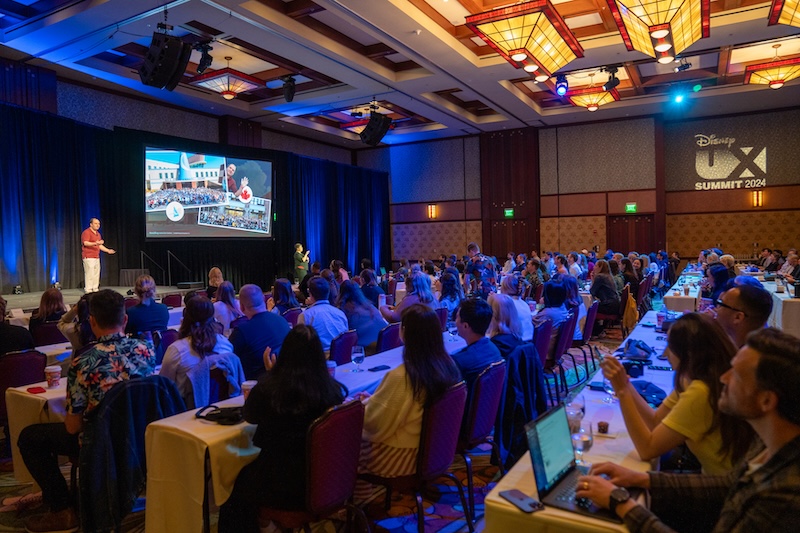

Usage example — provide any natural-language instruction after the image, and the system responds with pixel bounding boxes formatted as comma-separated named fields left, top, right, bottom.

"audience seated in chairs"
left=125, top=275, right=169, bottom=337
left=212, top=281, right=243, bottom=336
left=159, top=296, right=244, bottom=409
left=354, top=304, right=463, bottom=503
left=337, top=280, right=388, bottom=352
left=57, top=294, right=95, bottom=351
left=268, top=278, right=300, bottom=316
left=18, top=289, right=156, bottom=533
left=28, top=288, right=67, bottom=331
left=380, top=270, right=439, bottom=323
left=298, top=277, right=348, bottom=353
left=218, top=325, right=345, bottom=533
left=359, top=268, right=385, bottom=308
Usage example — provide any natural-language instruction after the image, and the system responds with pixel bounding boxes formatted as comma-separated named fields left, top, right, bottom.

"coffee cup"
left=683, top=285, right=690, bottom=295
left=241, top=380, right=258, bottom=400
left=44, top=366, right=62, bottom=388
left=776, top=284, right=785, bottom=293
left=326, top=360, right=337, bottom=378
left=656, top=311, right=666, bottom=329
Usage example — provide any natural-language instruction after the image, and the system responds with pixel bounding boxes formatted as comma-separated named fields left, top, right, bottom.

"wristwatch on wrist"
left=609, top=487, right=630, bottom=515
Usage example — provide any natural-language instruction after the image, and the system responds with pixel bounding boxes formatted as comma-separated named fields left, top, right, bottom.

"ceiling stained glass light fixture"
left=769, top=0, right=800, bottom=28
left=189, top=56, right=262, bottom=100
left=566, top=72, right=620, bottom=112
left=744, top=44, right=800, bottom=90
left=465, top=0, right=584, bottom=83
left=605, top=0, right=710, bottom=64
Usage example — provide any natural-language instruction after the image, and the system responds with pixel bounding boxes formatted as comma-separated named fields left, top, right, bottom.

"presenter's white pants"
left=83, top=258, right=100, bottom=292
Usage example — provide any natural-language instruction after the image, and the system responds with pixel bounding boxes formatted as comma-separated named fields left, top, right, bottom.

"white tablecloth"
left=662, top=283, right=701, bottom=313
left=6, top=381, right=68, bottom=483
left=484, top=311, right=674, bottom=533
left=144, top=333, right=467, bottom=533
left=761, top=281, right=800, bottom=339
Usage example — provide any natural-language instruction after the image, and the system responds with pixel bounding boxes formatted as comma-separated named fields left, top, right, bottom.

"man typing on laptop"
left=575, top=328, right=800, bottom=533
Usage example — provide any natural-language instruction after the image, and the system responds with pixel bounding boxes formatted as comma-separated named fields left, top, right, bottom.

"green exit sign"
left=625, top=203, right=637, bottom=213
left=504, top=208, right=514, bottom=218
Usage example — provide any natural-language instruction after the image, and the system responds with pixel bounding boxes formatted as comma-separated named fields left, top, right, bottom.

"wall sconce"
left=427, top=204, right=437, bottom=219
left=752, top=190, right=763, bottom=208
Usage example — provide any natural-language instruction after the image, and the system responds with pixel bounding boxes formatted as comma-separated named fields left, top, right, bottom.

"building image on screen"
left=145, top=147, right=274, bottom=239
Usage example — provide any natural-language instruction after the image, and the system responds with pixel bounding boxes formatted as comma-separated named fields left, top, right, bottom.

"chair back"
left=0, top=350, right=47, bottom=423
left=532, top=319, right=553, bottom=368
left=387, top=278, right=398, bottom=300
left=618, top=284, right=630, bottom=316
left=281, top=307, right=303, bottom=328
left=581, top=301, right=599, bottom=344
left=306, top=401, right=365, bottom=514
left=522, top=283, right=532, bottom=300
left=533, top=284, right=544, bottom=303
left=435, top=307, right=448, bottom=331
left=124, top=298, right=139, bottom=310
left=375, top=322, right=403, bottom=353
left=461, top=361, right=506, bottom=449
left=417, top=381, right=467, bottom=480
left=162, top=294, right=182, bottom=308
left=30, top=322, right=68, bottom=346
left=330, top=330, right=359, bottom=366
left=551, top=312, right=577, bottom=361
left=79, top=375, right=186, bottom=532
left=195, top=290, right=208, bottom=299
left=209, top=367, right=229, bottom=402
left=229, top=316, right=248, bottom=330
left=636, top=279, right=647, bottom=308
left=153, top=329, right=179, bottom=365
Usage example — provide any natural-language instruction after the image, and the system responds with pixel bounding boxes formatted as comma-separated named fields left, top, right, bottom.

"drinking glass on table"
left=565, top=395, right=585, bottom=434
left=351, top=346, right=365, bottom=372
left=571, top=421, right=593, bottom=465
left=602, top=377, right=617, bottom=404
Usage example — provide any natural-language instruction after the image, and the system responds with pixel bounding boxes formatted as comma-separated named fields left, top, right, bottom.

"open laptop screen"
left=525, top=406, right=576, bottom=495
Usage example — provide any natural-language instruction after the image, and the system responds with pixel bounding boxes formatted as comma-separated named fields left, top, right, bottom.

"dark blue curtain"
left=0, top=103, right=104, bottom=293
left=287, top=155, right=389, bottom=276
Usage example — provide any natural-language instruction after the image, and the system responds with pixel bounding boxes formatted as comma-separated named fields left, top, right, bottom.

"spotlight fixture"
left=13, top=285, right=23, bottom=295
left=194, top=42, right=213, bottom=74
left=555, top=74, right=568, bottom=96
left=282, top=75, right=296, bottom=102
left=603, top=66, right=620, bottom=91
left=674, top=59, right=692, bottom=73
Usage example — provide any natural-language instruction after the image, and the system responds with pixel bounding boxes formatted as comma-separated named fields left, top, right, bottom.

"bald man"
left=229, top=284, right=290, bottom=380
left=81, top=218, right=115, bottom=293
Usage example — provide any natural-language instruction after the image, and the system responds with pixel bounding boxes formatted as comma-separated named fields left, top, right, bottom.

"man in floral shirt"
left=19, top=289, right=155, bottom=533
left=464, top=242, right=497, bottom=300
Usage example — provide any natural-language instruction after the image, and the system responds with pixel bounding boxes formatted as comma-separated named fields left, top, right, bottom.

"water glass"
left=602, top=378, right=617, bottom=404
left=351, top=346, right=365, bottom=372
left=571, top=421, right=594, bottom=465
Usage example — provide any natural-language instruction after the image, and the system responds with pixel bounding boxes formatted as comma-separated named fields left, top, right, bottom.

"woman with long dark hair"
left=338, top=280, right=387, bottom=351
left=380, top=271, right=439, bottom=323
left=212, top=281, right=243, bottom=335
left=218, top=325, right=345, bottom=532
left=359, top=268, right=385, bottom=308
left=620, top=258, right=640, bottom=301
left=438, top=271, right=463, bottom=321
left=160, top=296, right=240, bottom=409
left=355, top=304, right=461, bottom=498
left=600, top=313, right=754, bottom=474
left=269, top=278, right=300, bottom=316
left=29, top=288, right=67, bottom=330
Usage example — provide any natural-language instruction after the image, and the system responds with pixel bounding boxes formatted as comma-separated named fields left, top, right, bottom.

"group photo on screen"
left=144, top=147, right=274, bottom=239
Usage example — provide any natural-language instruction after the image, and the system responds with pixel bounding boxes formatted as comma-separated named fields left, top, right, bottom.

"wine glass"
left=351, top=346, right=365, bottom=373
left=446, top=321, right=459, bottom=342
left=602, top=377, right=617, bottom=404
left=571, top=421, right=593, bottom=465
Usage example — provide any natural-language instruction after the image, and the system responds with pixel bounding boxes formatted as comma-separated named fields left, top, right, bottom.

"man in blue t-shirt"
left=451, top=298, right=502, bottom=403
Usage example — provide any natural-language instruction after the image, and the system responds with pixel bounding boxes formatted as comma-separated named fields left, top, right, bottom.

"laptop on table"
left=525, top=405, right=635, bottom=523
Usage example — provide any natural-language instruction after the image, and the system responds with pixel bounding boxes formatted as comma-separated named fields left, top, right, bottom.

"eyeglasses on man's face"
left=714, top=299, right=747, bottom=317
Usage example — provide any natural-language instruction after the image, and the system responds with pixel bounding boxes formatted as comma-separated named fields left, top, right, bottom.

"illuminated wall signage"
left=504, top=208, right=514, bottom=218
left=693, top=133, right=766, bottom=191
left=625, top=203, right=637, bottom=213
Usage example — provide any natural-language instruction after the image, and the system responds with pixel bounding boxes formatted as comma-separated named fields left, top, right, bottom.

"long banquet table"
left=144, top=333, right=467, bottom=533
left=483, top=311, right=675, bottom=532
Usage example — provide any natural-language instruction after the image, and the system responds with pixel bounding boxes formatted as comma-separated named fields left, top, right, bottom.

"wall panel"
left=391, top=221, right=482, bottom=261
left=540, top=216, right=607, bottom=254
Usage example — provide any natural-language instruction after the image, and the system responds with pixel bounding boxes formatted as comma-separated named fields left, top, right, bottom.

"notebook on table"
left=524, top=405, right=637, bottom=523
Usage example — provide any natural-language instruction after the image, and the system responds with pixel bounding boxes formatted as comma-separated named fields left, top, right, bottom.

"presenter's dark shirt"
left=230, top=311, right=291, bottom=380
left=0, top=322, right=35, bottom=356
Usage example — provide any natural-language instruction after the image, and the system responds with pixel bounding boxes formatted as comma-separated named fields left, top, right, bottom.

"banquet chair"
left=533, top=283, right=544, bottom=303
left=522, top=283, right=532, bottom=301
left=552, top=312, right=585, bottom=389
left=162, top=294, right=182, bottom=308
left=209, top=367, right=230, bottom=403
left=281, top=307, right=302, bottom=328
left=572, top=301, right=600, bottom=374
left=153, top=329, right=179, bottom=365
left=0, top=349, right=47, bottom=455
left=532, top=318, right=558, bottom=405
left=457, top=361, right=506, bottom=520
left=386, top=279, right=397, bottom=302
left=375, top=323, right=402, bottom=353
left=435, top=307, right=448, bottom=331
left=358, top=382, right=473, bottom=533
left=258, top=401, right=369, bottom=533
left=30, top=322, right=68, bottom=346
left=596, top=284, right=629, bottom=333
left=330, top=330, right=358, bottom=366
left=124, top=298, right=139, bottom=310
left=78, top=375, right=186, bottom=532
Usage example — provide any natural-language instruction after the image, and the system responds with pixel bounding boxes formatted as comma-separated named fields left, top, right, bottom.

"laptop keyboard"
left=552, top=474, right=591, bottom=508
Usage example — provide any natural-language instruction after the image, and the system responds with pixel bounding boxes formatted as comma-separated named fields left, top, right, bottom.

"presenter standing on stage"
left=293, top=243, right=310, bottom=283
left=81, top=218, right=115, bottom=293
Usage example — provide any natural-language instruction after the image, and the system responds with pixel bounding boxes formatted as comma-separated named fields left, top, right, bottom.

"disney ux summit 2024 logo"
left=693, top=134, right=767, bottom=190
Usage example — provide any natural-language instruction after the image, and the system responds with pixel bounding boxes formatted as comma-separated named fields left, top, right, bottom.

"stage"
left=3, top=286, right=197, bottom=314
